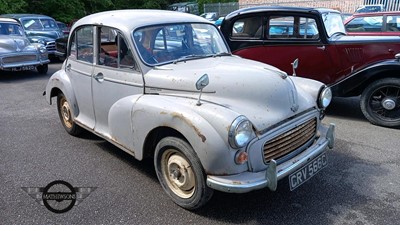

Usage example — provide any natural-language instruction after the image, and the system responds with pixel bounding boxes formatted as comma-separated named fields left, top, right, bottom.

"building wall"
left=239, top=0, right=364, bottom=13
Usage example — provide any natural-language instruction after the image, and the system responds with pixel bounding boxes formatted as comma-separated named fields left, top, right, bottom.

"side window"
left=98, top=26, right=137, bottom=70
left=98, top=27, right=118, bottom=67
left=346, top=16, right=383, bottom=32
left=268, top=16, right=319, bottom=40
left=231, top=16, right=263, bottom=39
left=118, top=35, right=136, bottom=69
left=69, top=26, right=93, bottom=63
left=386, top=16, right=400, bottom=32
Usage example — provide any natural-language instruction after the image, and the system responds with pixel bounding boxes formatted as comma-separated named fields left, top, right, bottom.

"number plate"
left=289, top=153, right=327, bottom=191
left=11, top=66, right=35, bottom=71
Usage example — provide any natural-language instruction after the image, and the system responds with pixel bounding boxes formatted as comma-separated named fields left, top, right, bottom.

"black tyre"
left=154, top=137, right=213, bottom=210
left=37, top=64, right=48, bottom=74
left=360, top=78, right=400, bottom=127
left=57, top=93, right=83, bottom=136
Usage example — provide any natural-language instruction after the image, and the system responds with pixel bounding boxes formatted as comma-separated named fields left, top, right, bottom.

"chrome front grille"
left=46, top=41, right=56, bottom=52
left=2, top=55, right=37, bottom=64
left=263, top=118, right=317, bottom=163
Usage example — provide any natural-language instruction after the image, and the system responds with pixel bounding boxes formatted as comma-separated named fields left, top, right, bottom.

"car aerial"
left=0, top=18, right=49, bottom=74
left=44, top=9, right=335, bottom=209
left=1, top=14, right=63, bottom=59
left=220, top=6, right=400, bottom=128
left=344, top=11, right=400, bottom=36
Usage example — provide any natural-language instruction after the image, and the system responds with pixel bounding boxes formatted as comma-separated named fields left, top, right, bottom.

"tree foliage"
left=0, top=0, right=237, bottom=23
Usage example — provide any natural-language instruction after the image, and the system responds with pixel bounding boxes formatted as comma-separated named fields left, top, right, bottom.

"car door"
left=230, top=14, right=334, bottom=84
left=66, top=25, right=95, bottom=129
left=91, top=26, right=143, bottom=136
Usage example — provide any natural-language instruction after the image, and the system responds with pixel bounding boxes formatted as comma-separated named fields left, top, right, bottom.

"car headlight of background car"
left=318, top=86, right=332, bottom=109
left=228, top=116, right=255, bottom=149
left=38, top=45, right=47, bottom=54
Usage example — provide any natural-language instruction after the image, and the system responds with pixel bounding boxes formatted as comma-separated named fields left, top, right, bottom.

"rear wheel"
left=57, top=93, right=82, bottom=136
left=154, top=137, right=213, bottom=210
left=360, top=78, right=400, bottom=127
left=37, top=64, right=48, bottom=74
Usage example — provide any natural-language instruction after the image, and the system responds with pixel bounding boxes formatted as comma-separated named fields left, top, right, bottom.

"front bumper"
left=0, top=52, right=50, bottom=70
left=206, top=123, right=335, bottom=193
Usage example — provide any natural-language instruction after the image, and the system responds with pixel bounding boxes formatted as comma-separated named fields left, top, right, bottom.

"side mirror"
left=291, top=58, right=299, bottom=76
left=196, top=74, right=209, bottom=90
left=195, top=74, right=209, bottom=106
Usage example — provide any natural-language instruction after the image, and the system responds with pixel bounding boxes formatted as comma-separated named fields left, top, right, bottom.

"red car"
left=345, top=11, right=400, bottom=36
left=221, top=6, right=400, bottom=127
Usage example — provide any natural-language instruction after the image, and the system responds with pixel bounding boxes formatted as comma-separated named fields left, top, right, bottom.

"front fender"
left=330, top=59, right=400, bottom=97
left=108, top=94, right=248, bottom=175
left=45, top=68, right=79, bottom=117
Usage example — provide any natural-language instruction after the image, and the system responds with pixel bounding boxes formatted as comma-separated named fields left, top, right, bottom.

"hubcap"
left=382, top=98, right=396, bottom=110
left=368, top=84, right=400, bottom=122
left=60, top=98, right=73, bottom=129
left=162, top=150, right=195, bottom=199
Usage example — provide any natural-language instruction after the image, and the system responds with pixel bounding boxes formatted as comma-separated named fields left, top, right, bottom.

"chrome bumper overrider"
left=207, top=123, right=335, bottom=193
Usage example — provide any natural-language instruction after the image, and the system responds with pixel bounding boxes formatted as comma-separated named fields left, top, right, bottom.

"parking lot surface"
left=1, top=63, right=399, bottom=224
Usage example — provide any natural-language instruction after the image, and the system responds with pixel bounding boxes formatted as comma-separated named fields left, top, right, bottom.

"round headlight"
left=39, top=46, right=47, bottom=53
left=318, top=86, right=332, bottom=108
left=229, top=116, right=254, bottom=149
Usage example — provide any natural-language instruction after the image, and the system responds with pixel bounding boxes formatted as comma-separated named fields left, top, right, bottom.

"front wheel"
left=154, top=137, right=213, bottom=210
left=37, top=64, right=48, bottom=74
left=360, top=78, right=400, bottom=127
left=57, top=93, right=83, bottom=136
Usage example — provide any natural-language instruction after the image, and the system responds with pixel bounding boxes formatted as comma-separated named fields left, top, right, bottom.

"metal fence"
left=203, top=2, right=239, bottom=17
left=364, top=0, right=400, bottom=11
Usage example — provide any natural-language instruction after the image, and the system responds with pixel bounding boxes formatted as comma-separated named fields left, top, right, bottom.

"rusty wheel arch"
left=142, top=126, right=188, bottom=159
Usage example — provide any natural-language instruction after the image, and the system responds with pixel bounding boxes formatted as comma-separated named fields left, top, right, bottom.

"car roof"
left=351, top=11, right=400, bottom=17
left=1, top=14, right=55, bottom=20
left=225, top=6, right=339, bottom=20
left=72, top=9, right=210, bottom=33
left=0, top=18, right=20, bottom=24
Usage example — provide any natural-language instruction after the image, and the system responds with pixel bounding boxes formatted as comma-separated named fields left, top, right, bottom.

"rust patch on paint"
left=171, top=112, right=206, bottom=143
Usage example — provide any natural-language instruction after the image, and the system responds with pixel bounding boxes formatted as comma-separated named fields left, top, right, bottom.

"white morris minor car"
left=0, top=18, right=49, bottom=73
left=44, top=10, right=335, bottom=210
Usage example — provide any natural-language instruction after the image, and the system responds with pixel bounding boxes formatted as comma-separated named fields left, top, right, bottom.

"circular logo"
left=42, top=180, right=76, bottom=213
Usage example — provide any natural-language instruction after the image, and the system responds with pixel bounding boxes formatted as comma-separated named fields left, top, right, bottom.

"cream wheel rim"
left=161, top=149, right=195, bottom=199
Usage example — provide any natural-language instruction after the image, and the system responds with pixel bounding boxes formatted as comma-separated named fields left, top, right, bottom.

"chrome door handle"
left=317, top=46, right=326, bottom=50
left=94, top=73, right=104, bottom=82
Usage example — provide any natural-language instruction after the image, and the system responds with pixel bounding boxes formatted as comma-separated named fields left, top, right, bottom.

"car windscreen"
left=0, top=23, right=24, bottom=35
left=322, top=12, right=346, bottom=37
left=133, top=23, right=229, bottom=66
left=21, top=18, right=58, bottom=30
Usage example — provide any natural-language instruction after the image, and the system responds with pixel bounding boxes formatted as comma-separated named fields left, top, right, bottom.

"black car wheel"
left=37, top=64, right=48, bottom=74
left=360, top=78, right=400, bottom=127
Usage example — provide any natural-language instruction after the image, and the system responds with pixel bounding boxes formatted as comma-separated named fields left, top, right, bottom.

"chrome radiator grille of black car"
left=2, top=55, right=37, bottom=64
left=46, top=41, right=56, bottom=52
left=263, top=118, right=317, bottom=163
